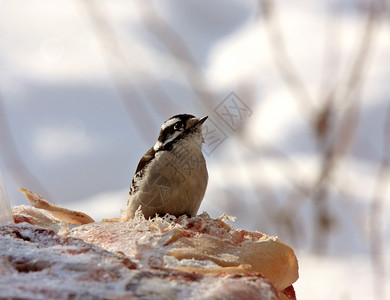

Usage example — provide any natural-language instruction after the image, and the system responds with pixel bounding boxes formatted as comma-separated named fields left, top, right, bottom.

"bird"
left=122, top=114, right=208, bottom=220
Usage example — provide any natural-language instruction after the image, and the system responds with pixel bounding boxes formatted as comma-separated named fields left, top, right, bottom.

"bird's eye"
left=174, top=122, right=183, bottom=130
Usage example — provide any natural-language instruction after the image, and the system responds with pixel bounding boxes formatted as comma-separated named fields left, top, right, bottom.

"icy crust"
left=67, top=211, right=264, bottom=270
left=9, top=205, right=298, bottom=299
left=0, top=223, right=283, bottom=300
left=67, top=211, right=298, bottom=291
left=68, top=211, right=236, bottom=269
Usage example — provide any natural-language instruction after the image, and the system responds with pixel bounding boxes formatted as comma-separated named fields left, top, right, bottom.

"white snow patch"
left=294, top=252, right=390, bottom=300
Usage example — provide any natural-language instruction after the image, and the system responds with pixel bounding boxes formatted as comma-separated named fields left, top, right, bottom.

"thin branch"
left=339, top=0, right=384, bottom=108
left=237, top=135, right=313, bottom=198
left=318, top=8, right=343, bottom=104
left=137, top=2, right=218, bottom=113
left=255, top=0, right=384, bottom=253
left=258, top=0, right=316, bottom=123
left=310, top=0, right=385, bottom=252
left=75, top=0, right=178, bottom=143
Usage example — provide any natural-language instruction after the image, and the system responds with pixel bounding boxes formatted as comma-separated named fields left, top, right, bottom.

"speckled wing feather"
left=129, top=147, right=156, bottom=195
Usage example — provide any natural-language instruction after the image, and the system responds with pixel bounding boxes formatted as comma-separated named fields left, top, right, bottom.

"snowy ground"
left=295, top=252, right=390, bottom=300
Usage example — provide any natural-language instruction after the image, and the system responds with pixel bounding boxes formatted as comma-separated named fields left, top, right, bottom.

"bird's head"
left=153, top=114, right=208, bottom=151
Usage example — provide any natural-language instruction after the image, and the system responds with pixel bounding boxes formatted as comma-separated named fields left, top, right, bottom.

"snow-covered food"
left=67, top=211, right=298, bottom=291
left=2, top=189, right=299, bottom=299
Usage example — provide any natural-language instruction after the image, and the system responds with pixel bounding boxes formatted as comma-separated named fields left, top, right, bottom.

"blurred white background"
left=1, top=0, right=389, bottom=299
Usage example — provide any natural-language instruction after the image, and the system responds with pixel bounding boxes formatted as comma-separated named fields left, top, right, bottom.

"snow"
left=295, top=253, right=390, bottom=300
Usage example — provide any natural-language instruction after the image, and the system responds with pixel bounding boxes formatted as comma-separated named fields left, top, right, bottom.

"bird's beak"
left=188, top=115, right=208, bottom=129
left=197, top=116, right=208, bottom=125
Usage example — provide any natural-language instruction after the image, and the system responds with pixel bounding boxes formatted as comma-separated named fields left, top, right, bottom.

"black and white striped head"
left=153, top=114, right=208, bottom=151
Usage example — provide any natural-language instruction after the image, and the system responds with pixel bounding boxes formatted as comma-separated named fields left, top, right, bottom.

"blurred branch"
left=258, top=0, right=315, bottom=123
left=311, top=0, right=385, bottom=253
left=315, top=0, right=381, bottom=144
left=0, top=94, right=52, bottom=200
left=340, top=0, right=386, bottom=107
left=311, top=93, right=362, bottom=252
left=240, top=139, right=313, bottom=196
left=256, top=1, right=338, bottom=249
left=370, top=102, right=390, bottom=300
left=236, top=137, right=313, bottom=245
left=326, top=0, right=382, bottom=131
left=253, top=0, right=385, bottom=252
left=75, top=0, right=178, bottom=143
left=137, top=2, right=218, bottom=113
left=319, top=9, right=342, bottom=105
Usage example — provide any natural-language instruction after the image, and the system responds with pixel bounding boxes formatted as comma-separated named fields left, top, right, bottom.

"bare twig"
left=137, top=2, right=218, bottom=113
left=340, top=0, right=384, bottom=108
left=318, top=8, right=343, bottom=104
left=258, top=0, right=315, bottom=122
left=75, top=0, right=178, bottom=143
left=255, top=0, right=384, bottom=253
left=311, top=0, right=384, bottom=253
